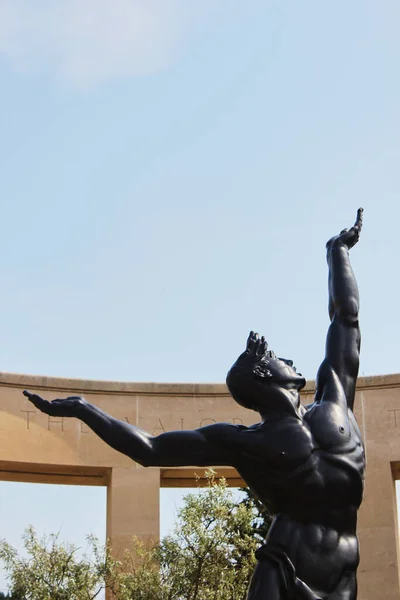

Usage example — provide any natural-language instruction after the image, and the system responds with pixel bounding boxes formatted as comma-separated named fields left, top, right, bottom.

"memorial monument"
left=24, top=209, right=365, bottom=599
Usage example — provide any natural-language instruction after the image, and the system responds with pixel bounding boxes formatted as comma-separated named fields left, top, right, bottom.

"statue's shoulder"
left=198, top=422, right=249, bottom=442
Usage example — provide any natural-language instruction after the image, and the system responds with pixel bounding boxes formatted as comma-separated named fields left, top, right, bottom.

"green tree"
left=0, top=472, right=260, bottom=599
left=156, top=471, right=259, bottom=600
left=0, top=526, right=107, bottom=600
left=106, top=471, right=260, bottom=599
left=239, top=486, right=273, bottom=543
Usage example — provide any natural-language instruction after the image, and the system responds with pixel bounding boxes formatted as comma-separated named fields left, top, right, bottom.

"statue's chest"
left=238, top=419, right=314, bottom=471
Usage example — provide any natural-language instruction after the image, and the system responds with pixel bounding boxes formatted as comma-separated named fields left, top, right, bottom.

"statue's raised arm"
left=22, top=210, right=366, bottom=600
left=315, top=208, right=363, bottom=412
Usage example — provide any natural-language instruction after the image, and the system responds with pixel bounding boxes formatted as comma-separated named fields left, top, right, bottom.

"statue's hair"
left=226, top=359, right=259, bottom=412
left=226, top=340, right=275, bottom=411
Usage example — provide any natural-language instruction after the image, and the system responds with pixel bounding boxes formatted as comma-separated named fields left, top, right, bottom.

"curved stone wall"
left=1, top=371, right=400, bottom=599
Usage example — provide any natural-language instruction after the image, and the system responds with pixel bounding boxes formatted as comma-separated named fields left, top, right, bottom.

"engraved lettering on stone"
left=199, top=418, right=216, bottom=427
left=80, top=421, right=90, bottom=434
left=48, top=416, right=64, bottom=431
left=21, top=410, right=36, bottom=430
left=388, top=409, right=400, bottom=428
left=151, top=419, right=165, bottom=435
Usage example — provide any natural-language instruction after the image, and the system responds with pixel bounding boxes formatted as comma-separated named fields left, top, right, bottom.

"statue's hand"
left=23, top=390, right=86, bottom=418
left=246, top=331, right=268, bottom=358
left=326, top=208, right=363, bottom=251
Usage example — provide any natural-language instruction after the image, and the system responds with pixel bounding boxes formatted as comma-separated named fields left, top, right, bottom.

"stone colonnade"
left=0, top=372, right=400, bottom=599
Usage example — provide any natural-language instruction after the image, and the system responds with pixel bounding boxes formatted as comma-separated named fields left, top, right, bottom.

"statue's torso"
left=229, top=406, right=365, bottom=596
left=232, top=404, right=365, bottom=516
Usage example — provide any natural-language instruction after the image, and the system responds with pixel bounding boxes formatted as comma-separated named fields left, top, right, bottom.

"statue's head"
left=226, top=331, right=306, bottom=413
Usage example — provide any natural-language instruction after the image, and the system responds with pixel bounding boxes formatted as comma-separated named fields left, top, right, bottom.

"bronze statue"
left=24, top=209, right=365, bottom=599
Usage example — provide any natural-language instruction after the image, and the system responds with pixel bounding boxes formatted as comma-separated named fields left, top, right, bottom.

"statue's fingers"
left=246, top=331, right=254, bottom=350
left=355, top=207, right=363, bottom=230
left=347, top=210, right=363, bottom=244
left=252, top=334, right=260, bottom=354
left=23, top=390, right=45, bottom=406
left=261, top=337, right=268, bottom=353
left=255, top=336, right=265, bottom=356
left=24, top=392, right=42, bottom=406
left=27, top=395, right=52, bottom=413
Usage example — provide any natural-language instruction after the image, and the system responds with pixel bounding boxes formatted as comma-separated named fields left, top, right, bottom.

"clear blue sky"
left=1, top=0, right=400, bottom=592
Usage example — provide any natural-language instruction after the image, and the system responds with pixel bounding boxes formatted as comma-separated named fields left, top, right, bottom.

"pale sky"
left=1, top=0, right=400, bottom=593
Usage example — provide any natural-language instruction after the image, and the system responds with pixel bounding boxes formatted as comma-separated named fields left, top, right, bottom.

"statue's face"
left=254, top=354, right=306, bottom=390
left=253, top=352, right=304, bottom=381
left=226, top=349, right=306, bottom=413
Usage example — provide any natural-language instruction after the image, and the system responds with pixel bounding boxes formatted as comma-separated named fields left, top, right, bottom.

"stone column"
left=106, top=465, right=160, bottom=555
left=357, top=461, right=400, bottom=600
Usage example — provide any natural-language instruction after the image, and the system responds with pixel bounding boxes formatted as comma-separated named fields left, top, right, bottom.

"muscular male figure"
left=24, top=209, right=365, bottom=599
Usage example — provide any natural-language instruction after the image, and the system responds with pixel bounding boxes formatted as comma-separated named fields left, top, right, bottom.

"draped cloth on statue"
left=251, top=543, right=323, bottom=600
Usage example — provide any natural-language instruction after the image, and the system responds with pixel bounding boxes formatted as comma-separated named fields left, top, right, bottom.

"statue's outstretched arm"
left=22, top=391, right=235, bottom=467
left=315, top=209, right=362, bottom=411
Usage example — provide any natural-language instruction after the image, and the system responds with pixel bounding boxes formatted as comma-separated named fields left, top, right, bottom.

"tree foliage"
left=239, top=485, right=273, bottom=543
left=0, top=472, right=271, bottom=599
left=155, top=472, right=259, bottom=600
left=0, top=527, right=106, bottom=600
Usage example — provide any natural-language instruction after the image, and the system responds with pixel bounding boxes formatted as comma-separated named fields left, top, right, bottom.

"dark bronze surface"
left=24, top=209, right=365, bottom=599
